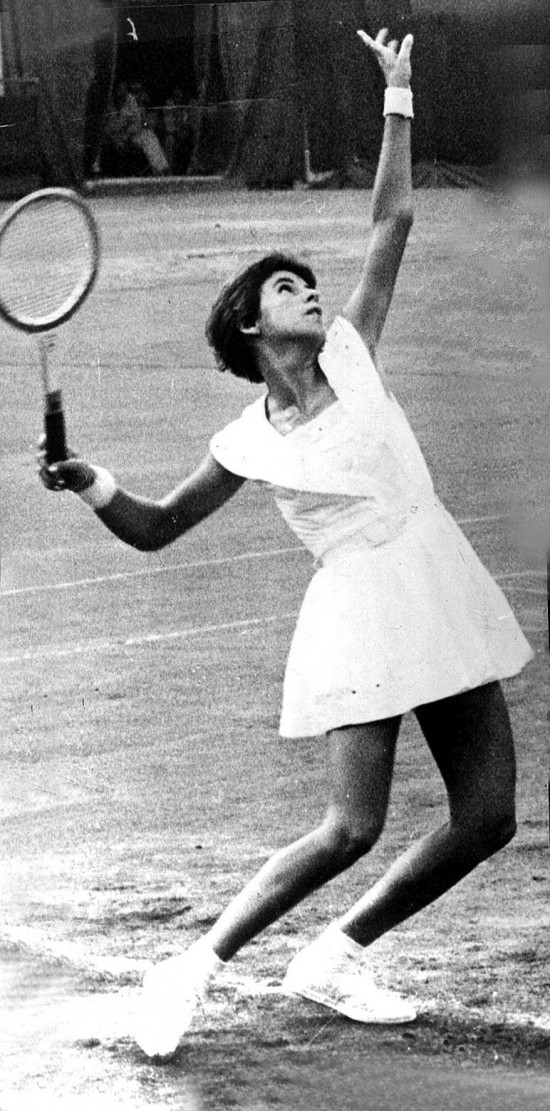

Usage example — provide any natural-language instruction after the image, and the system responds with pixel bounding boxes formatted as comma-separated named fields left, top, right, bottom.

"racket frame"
left=0, top=187, right=101, bottom=463
left=0, top=187, right=100, bottom=334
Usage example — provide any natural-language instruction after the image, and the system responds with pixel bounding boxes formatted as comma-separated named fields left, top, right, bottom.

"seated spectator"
left=162, top=86, right=196, bottom=174
left=100, top=80, right=169, bottom=177
left=125, top=81, right=170, bottom=175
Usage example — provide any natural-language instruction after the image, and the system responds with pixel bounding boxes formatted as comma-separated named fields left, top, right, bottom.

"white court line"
left=1, top=613, right=545, bottom=668
left=0, top=545, right=305, bottom=599
left=0, top=514, right=527, bottom=600
left=0, top=611, right=299, bottom=665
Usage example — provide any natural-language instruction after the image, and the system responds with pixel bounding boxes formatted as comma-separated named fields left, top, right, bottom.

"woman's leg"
left=336, top=681, right=517, bottom=946
left=207, top=716, right=402, bottom=960
left=133, top=716, right=402, bottom=1056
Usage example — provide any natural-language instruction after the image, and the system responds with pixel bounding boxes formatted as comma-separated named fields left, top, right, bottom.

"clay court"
left=1, top=185, right=549, bottom=1108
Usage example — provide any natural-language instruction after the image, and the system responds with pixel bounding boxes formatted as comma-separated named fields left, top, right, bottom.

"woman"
left=39, top=30, right=533, bottom=1059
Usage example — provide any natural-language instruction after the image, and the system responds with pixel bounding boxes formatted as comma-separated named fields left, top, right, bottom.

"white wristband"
left=384, top=87, right=413, bottom=119
left=78, top=466, right=117, bottom=510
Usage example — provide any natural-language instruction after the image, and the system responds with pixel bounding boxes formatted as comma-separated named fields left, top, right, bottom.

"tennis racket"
left=0, top=187, right=100, bottom=463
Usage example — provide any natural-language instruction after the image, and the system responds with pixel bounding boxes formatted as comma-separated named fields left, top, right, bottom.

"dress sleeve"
left=210, top=414, right=251, bottom=477
left=209, top=397, right=274, bottom=480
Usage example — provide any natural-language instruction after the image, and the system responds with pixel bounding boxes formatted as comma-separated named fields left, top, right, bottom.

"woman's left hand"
left=357, top=28, right=413, bottom=89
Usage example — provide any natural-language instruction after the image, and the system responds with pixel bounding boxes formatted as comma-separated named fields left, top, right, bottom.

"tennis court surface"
left=1, top=186, right=549, bottom=1106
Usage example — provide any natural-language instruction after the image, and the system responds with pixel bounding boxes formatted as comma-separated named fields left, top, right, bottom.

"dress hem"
left=278, top=654, right=534, bottom=738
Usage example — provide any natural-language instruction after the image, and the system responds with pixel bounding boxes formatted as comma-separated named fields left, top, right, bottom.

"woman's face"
left=254, top=270, right=325, bottom=344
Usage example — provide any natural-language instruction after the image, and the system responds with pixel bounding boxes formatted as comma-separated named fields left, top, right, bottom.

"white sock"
left=322, top=926, right=365, bottom=961
left=185, top=937, right=225, bottom=979
left=152, top=938, right=224, bottom=989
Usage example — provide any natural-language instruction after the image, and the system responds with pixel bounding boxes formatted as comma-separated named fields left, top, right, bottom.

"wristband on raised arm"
left=383, top=87, right=413, bottom=119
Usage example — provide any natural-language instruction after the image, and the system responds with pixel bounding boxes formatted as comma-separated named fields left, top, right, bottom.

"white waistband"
left=318, top=497, right=442, bottom=565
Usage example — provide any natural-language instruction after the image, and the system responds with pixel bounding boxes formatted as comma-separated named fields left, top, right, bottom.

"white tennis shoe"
left=281, top=932, right=417, bottom=1025
left=132, top=942, right=223, bottom=1059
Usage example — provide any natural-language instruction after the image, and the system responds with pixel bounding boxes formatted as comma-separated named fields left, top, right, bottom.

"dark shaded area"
left=0, top=3, right=547, bottom=195
left=1, top=0, right=118, bottom=194
left=191, top=1, right=302, bottom=186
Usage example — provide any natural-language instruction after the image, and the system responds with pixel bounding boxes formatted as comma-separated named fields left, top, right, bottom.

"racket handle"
left=45, top=389, right=68, bottom=464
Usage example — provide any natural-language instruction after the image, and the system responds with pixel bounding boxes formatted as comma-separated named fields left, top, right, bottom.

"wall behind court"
left=0, top=0, right=547, bottom=191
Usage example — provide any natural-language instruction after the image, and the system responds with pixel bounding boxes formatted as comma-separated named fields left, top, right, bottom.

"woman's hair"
left=205, top=252, right=317, bottom=383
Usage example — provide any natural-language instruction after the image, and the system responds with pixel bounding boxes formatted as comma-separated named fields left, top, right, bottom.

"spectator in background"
left=162, top=86, right=196, bottom=174
left=125, top=81, right=170, bottom=175
left=101, top=80, right=169, bottom=177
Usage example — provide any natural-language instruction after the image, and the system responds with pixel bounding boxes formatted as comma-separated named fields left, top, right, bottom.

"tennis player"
left=39, top=30, right=533, bottom=1059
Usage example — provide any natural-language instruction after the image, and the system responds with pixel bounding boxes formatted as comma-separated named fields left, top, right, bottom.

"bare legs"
left=337, top=681, right=517, bottom=943
left=134, top=682, right=518, bottom=1056
left=207, top=716, right=401, bottom=961
left=207, top=681, right=516, bottom=961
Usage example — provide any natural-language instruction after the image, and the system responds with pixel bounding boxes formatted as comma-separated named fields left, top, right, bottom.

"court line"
left=498, top=571, right=547, bottom=581
left=0, top=611, right=299, bottom=665
left=0, top=514, right=530, bottom=600
left=0, top=545, right=307, bottom=598
left=1, top=615, right=545, bottom=668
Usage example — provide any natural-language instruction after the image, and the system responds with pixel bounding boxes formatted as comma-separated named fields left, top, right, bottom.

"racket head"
left=0, top=188, right=100, bottom=333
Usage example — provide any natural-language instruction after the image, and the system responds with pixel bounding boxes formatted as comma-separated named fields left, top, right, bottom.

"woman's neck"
left=262, top=358, right=337, bottom=434
left=260, top=345, right=329, bottom=414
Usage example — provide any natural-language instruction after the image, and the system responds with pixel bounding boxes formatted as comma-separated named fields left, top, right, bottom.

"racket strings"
left=0, top=199, right=96, bottom=324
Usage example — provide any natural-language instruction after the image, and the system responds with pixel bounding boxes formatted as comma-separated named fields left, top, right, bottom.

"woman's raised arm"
left=343, top=29, right=414, bottom=354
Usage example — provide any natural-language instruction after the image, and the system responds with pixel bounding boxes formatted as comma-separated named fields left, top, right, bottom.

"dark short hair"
left=205, top=253, right=317, bottom=383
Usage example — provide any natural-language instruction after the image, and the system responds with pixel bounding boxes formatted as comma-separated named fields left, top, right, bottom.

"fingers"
left=357, top=26, right=413, bottom=89
left=399, top=33, right=414, bottom=59
left=37, top=438, right=57, bottom=488
left=356, top=30, right=374, bottom=50
left=36, top=440, right=86, bottom=492
left=37, top=460, right=66, bottom=491
left=357, top=28, right=387, bottom=53
left=357, top=27, right=413, bottom=58
left=37, top=439, right=78, bottom=463
left=37, top=461, right=92, bottom=493
left=36, top=444, right=65, bottom=490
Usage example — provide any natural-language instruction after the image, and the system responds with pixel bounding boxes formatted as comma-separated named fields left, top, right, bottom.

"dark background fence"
left=0, top=0, right=548, bottom=194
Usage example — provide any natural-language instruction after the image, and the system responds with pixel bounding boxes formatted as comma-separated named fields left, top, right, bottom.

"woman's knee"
left=483, top=804, right=517, bottom=852
left=454, top=801, right=517, bottom=862
left=322, top=716, right=399, bottom=869
left=320, top=810, right=384, bottom=867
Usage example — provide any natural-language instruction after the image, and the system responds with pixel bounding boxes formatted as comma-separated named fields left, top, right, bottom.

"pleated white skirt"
left=279, top=500, right=534, bottom=737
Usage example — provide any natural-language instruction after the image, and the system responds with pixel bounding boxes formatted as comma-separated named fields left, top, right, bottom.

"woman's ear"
left=239, top=322, right=261, bottom=336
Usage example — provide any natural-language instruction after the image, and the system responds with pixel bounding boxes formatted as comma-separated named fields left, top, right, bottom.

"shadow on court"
left=2, top=946, right=550, bottom=1110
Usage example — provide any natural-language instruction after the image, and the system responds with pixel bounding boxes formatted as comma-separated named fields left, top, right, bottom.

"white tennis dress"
left=210, top=317, right=533, bottom=737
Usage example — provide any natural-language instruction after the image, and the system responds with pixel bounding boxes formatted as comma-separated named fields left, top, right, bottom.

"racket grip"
left=44, top=389, right=68, bottom=464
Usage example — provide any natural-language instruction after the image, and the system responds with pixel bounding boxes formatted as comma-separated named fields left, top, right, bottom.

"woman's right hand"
left=37, top=435, right=98, bottom=493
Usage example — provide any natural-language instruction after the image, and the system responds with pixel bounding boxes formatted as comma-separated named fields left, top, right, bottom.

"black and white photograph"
left=1, top=2, right=549, bottom=1108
